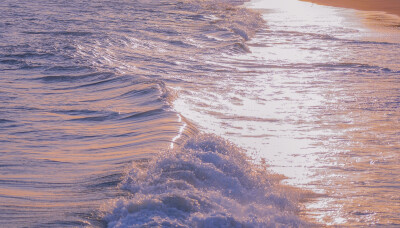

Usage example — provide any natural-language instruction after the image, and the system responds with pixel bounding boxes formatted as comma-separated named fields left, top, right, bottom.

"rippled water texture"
left=0, top=0, right=192, bottom=226
left=0, top=0, right=268, bottom=227
left=0, top=0, right=399, bottom=227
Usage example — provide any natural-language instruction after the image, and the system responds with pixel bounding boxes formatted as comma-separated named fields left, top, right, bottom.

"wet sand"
left=301, top=0, right=400, bottom=17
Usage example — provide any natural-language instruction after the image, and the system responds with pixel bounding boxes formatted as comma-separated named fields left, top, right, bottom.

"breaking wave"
left=104, top=134, right=310, bottom=227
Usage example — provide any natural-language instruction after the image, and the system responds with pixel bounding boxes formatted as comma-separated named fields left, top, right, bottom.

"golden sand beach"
left=301, top=0, right=400, bottom=17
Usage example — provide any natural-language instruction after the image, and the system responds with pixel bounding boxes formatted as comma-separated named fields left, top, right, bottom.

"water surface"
left=0, top=0, right=399, bottom=227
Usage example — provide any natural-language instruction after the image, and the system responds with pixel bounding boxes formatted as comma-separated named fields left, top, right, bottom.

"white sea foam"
left=105, top=134, right=309, bottom=227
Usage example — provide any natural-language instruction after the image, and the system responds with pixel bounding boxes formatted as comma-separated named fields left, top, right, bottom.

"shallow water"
left=0, top=0, right=399, bottom=227
left=173, top=0, right=400, bottom=226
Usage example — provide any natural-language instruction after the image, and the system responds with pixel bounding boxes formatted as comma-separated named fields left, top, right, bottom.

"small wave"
left=35, top=72, right=114, bottom=83
left=69, top=113, right=120, bottom=122
left=104, top=134, right=310, bottom=227
left=228, top=42, right=251, bottom=54
left=44, top=66, right=91, bottom=73
left=313, top=62, right=399, bottom=73
left=2, top=52, right=54, bottom=59
left=122, top=109, right=165, bottom=121
left=22, top=31, right=93, bottom=36
left=271, top=30, right=340, bottom=41
left=0, top=59, right=25, bottom=65
left=345, top=39, right=399, bottom=46
left=0, top=118, right=14, bottom=123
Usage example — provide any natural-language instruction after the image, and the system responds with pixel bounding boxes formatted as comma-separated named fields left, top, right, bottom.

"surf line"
left=170, top=113, right=187, bottom=149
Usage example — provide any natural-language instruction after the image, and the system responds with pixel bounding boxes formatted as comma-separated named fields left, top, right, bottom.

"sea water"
left=0, top=0, right=399, bottom=227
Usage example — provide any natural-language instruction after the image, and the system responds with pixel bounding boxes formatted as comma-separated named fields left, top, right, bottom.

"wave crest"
left=105, top=134, right=309, bottom=227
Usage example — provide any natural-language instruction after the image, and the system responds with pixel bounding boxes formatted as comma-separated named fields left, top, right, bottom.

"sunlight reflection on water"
left=174, top=0, right=400, bottom=225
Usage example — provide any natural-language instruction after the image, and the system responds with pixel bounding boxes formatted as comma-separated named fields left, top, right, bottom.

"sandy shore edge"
left=300, top=0, right=400, bottom=17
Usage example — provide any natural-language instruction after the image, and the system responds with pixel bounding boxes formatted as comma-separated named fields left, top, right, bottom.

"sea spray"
left=105, top=134, right=310, bottom=227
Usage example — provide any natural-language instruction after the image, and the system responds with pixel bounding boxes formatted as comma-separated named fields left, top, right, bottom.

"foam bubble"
left=104, top=134, right=310, bottom=227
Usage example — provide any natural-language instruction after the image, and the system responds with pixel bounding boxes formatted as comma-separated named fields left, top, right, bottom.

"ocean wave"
left=104, top=134, right=310, bottom=227
left=71, top=0, right=264, bottom=75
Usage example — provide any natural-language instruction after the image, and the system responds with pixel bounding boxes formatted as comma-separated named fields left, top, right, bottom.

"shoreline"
left=300, top=0, right=400, bottom=17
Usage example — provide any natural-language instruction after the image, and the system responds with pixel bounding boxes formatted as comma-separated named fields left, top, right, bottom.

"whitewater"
left=0, top=0, right=399, bottom=227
